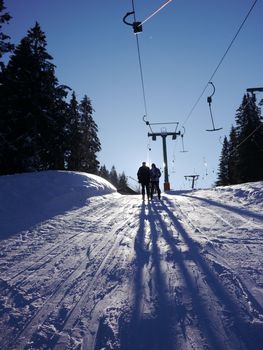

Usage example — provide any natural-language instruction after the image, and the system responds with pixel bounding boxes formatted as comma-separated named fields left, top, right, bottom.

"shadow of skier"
left=182, top=194, right=263, bottom=222
left=159, top=197, right=263, bottom=350
left=120, top=202, right=174, bottom=350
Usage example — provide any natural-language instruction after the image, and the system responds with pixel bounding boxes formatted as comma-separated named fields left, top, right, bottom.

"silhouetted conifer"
left=235, top=94, right=263, bottom=183
left=0, top=22, right=69, bottom=174
left=217, top=94, right=263, bottom=186
left=109, top=165, right=119, bottom=187
left=99, top=164, right=110, bottom=181
left=99, top=164, right=130, bottom=192
left=0, top=0, right=14, bottom=68
left=118, top=171, right=128, bottom=188
left=65, top=93, right=101, bottom=173
left=216, top=136, right=230, bottom=186
left=228, top=126, right=239, bottom=184
left=78, top=95, right=101, bottom=173
left=66, top=92, right=81, bottom=171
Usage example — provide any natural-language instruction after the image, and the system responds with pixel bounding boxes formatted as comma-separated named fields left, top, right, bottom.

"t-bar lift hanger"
left=180, top=126, right=188, bottom=152
left=123, top=11, right=142, bottom=33
left=123, top=0, right=173, bottom=33
left=206, top=82, right=222, bottom=132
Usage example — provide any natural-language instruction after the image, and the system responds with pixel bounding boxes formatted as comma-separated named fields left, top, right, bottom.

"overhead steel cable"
left=127, top=0, right=174, bottom=135
left=131, top=0, right=148, bottom=118
left=139, top=0, right=173, bottom=27
left=135, top=35, right=148, bottom=117
left=230, top=123, right=263, bottom=156
left=228, top=93, right=263, bottom=155
left=182, top=0, right=259, bottom=127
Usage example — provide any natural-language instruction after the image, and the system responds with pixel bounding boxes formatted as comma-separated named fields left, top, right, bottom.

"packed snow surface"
left=0, top=171, right=262, bottom=350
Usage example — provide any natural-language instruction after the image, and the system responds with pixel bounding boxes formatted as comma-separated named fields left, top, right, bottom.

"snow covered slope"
left=0, top=171, right=262, bottom=350
left=0, top=171, right=116, bottom=238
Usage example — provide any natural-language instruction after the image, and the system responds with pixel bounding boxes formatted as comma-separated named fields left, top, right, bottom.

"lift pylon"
left=148, top=128, right=180, bottom=191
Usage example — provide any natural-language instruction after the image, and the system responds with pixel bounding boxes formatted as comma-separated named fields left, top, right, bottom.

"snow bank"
left=0, top=170, right=116, bottom=238
left=193, top=181, right=263, bottom=209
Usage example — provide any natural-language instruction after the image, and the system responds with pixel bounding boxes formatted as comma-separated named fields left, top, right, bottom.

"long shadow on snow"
left=151, top=200, right=224, bottom=350
left=161, top=197, right=263, bottom=350
left=120, top=202, right=174, bottom=350
left=182, top=194, right=263, bottom=222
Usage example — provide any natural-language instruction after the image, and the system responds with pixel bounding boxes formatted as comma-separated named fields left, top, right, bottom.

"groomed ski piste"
left=0, top=171, right=262, bottom=350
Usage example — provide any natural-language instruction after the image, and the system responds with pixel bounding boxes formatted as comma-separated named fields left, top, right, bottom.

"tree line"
left=216, top=93, right=263, bottom=186
left=99, top=165, right=132, bottom=193
left=0, top=1, right=130, bottom=191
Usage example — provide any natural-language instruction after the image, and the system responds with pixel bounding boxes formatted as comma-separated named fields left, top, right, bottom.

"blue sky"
left=3, top=0, right=263, bottom=190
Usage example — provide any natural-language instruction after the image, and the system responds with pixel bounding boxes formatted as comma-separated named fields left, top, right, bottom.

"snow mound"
left=0, top=170, right=116, bottom=238
left=193, top=181, right=263, bottom=207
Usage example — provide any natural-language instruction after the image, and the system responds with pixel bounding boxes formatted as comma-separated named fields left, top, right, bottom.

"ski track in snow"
left=1, top=183, right=263, bottom=349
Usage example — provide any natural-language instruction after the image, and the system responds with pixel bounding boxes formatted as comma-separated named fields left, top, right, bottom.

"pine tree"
left=216, top=136, right=230, bottom=186
left=65, top=94, right=101, bottom=173
left=0, top=0, right=14, bottom=68
left=48, top=83, right=70, bottom=170
left=118, top=171, right=128, bottom=189
left=109, top=165, right=119, bottom=187
left=66, top=92, right=81, bottom=171
left=0, top=22, right=69, bottom=174
left=0, top=0, right=14, bottom=170
left=216, top=94, right=263, bottom=186
left=235, top=94, right=263, bottom=183
left=78, top=95, right=101, bottom=173
left=228, top=126, right=239, bottom=184
left=99, top=164, right=110, bottom=181
left=99, top=165, right=130, bottom=193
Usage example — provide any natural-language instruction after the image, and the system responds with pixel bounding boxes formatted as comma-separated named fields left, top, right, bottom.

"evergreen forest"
left=216, top=93, right=263, bottom=186
left=0, top=1, right=129, bottom=191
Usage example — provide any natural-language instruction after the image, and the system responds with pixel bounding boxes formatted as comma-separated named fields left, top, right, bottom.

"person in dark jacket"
left=150, top=163, right=161, bottom=200
left=137, top=162, right=150, bottom=200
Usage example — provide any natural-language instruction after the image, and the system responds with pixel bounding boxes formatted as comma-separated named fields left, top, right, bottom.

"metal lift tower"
left=148, top=126, right=180, bottom=191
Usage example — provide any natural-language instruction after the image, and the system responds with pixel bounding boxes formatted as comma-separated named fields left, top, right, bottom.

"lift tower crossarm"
left=148, top=131, right=179, bottom=137
left=148, top=130, right=180, bottom=191
left=246, top=87, right=263, bottom=93
left=184, top=175, right=199, bottom=189
left=246, top=87, right=263, bottom=112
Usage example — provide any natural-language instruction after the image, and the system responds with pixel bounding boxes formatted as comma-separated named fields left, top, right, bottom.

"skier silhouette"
left=137, top=162, right=150, bottom=201
left=150, top=163, right=161, bottom=200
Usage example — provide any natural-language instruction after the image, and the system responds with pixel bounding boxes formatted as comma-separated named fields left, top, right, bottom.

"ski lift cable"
left=131, top=0, right=138, bottom=23
left=142, top=115, right=179, bottom=134
left=142, top=114, right=154, bottom=133
left=181, top=0, right=259, bottom=127
left=253, top=138, right=263, bottom=152
left=225, top=93, right=263, bottom=157
left=150, top=121, right=178, bottom=126
left=135, top=34, right=148, bottom=117
left=229, top=123, right=263, bottom=157
left=139, top=0, right=173, bottom=27
left=127, top=0, right=148, bottom=119
left=126, top=0, right=174, bottom=131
